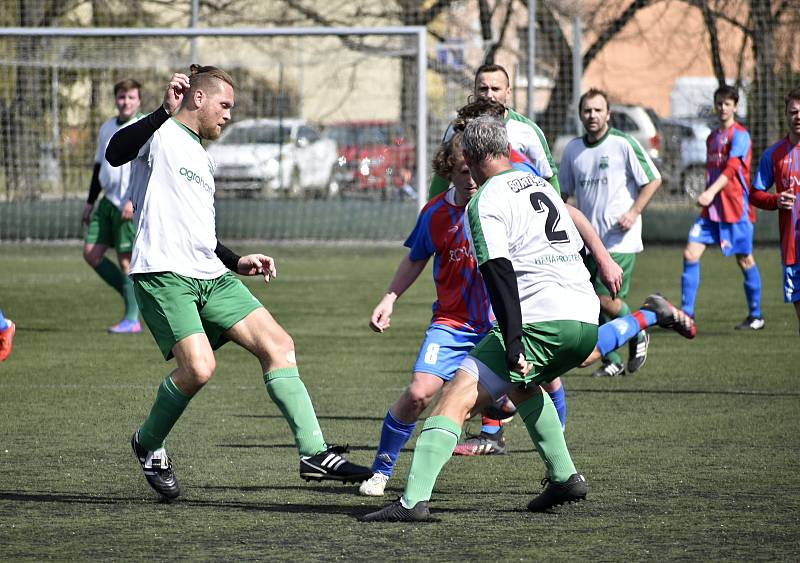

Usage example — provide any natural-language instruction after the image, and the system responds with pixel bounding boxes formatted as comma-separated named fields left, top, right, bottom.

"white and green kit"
left=558, top=127, right=660, bottom=254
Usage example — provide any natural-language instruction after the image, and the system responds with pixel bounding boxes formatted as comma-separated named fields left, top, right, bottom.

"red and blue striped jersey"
left=704, top=122, right=754, bottom=223
left=405, top=189, right=493, bottom=333
left=752, top=137, right=800, bottom=265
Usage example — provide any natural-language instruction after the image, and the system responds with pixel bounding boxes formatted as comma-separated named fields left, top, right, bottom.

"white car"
left=208, top=118, right=339, bottom=198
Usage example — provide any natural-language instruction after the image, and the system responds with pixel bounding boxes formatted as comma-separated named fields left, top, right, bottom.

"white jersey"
left=95, top=115, right=141, bottom=209
left=558, top=127, right=660, bottom=253
left=443, top=107, right=557, bottom=183
left=465, top=168, right=599, bottom=325
left=128, top=118, right=227, bottom=279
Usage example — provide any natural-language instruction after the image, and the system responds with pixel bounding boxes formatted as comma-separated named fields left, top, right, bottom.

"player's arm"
left=215, top=240, right=277, bottom=284
left=618, top=137, right=661, bottom=230
left=370, top=255, right=429, bottom=333
left=749, top=148, right=785, bottom=210
left=566, top=204, right=622, bottom=297
left=531, top=122, right=560, bottom=194
left=106, top=73, right=189, bottom=166
left=478, top=258, right=525, bottom=371
left=82, top=163, right=102, bottom=225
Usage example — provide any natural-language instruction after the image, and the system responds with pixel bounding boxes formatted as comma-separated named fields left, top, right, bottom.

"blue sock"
left=743, top=264, right=762, bottom=318
left=596, top=314, right=651, bottom=356
left=480, top=423, right=502, bottom=434
left=681, top=260, right=700, bottom=317
left=547, top=385, right=567, bottom=431
left=0, top=309, right=7, bottom=331
left=372, top=410, right=416, bottom=477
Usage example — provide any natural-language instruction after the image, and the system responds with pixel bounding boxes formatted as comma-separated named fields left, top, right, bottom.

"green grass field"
left=1, top=244, right=798, bottom=561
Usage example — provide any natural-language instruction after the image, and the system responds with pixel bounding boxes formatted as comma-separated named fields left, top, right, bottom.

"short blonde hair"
left=187, top=64, right=234, bottom=97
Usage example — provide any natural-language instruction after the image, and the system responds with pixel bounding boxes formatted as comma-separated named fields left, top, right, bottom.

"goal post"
left=0, top=26, right=428, bottom=241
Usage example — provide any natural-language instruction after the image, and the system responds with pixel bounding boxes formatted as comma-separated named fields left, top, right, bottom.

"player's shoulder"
left=421, top=189, right=450, bottom=214
left=764, top=136, right=791, bottom=159
left=506, top=107, right=542, bottom=130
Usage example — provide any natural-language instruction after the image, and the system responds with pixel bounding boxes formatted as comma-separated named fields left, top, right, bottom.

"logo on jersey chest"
left=599, top=155, right=609, bottom=169
left=179, top=166, right=213, bottom=194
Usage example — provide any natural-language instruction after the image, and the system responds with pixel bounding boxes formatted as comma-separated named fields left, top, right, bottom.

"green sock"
left=402, top=415, right=461, bottom=507
left=601, top=300, right=631, bottom=365
left=138, top=375, right=191, bottom=451
left=121, top=275, right=139, bottom=322
left=264, top=367, right=326, bottom=456
left=94, top=257, right=125, bottom=296
left=518, top=393, right=576, bottom=483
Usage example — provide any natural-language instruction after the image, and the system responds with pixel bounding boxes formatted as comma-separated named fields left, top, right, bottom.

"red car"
left=324, top=121, right=416, bottom=194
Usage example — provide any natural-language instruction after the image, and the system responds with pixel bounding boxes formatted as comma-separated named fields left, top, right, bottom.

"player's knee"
left=684, top=246, right=701, bottom=262
left=83, top=247, right=102, bottom=267
left=188, top=356, right=216, bottom=385
left=737, top=254, right=755, bottom=269
left=403, top=384, right=434, bottom=413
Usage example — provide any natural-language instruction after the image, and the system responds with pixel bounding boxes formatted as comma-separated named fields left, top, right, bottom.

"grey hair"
left=462, top=115, right=509, bottom=163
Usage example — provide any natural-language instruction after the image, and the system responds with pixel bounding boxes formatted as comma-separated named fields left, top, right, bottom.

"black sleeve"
left=479, top=257, right=524, bottom=369
left=105, top=106, right=171, bottom=166
left=86, top=163, right=102, bottom=204
left=215, top=240, right=241, bottom=272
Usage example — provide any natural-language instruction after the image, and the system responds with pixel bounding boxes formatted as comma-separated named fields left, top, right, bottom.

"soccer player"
left=362, top=115, right=601, bottom=522
left=559, top=88, right=662, bottom=377
left=429, top=63, right=559, bottom=199
left=0, top=308, right=14, bottom=361
left=81, top=79, right=144, bottom=334
left=749, top=87, right=800, bottom=333
left=680, top=85, right=764, bottom=331
left=105, top=66, right=371, bottom=500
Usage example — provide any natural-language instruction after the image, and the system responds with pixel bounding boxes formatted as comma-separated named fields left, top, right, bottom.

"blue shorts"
left=783, top=263, right=800, bottom=303
left=687, top=216, right=753, bottom=256
left=413, top=324, right=486, bottom=381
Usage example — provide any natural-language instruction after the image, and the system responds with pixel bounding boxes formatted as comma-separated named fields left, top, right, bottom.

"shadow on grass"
left=217, top=443, right=378, bottom=452
left=569, top=387, right=800, bottom=397
left=0, top=490, right=458, bottom=519
left=234, top=414, right=386, bottom=421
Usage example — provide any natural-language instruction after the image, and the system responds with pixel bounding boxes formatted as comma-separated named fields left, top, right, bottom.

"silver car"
left=208, top=118, right=339, bottom=198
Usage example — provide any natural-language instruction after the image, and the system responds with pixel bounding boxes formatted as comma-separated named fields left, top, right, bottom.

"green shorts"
left=84, top=197, right=135, bottom=253
left=133, top=271, right=262, bottom=360
left=463, top=320, right=598, bottom=391
left=584, top=252, right=636, bottom=299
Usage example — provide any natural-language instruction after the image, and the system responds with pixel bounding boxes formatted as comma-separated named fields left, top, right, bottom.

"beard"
left=200, top=124, right=221, bottom=140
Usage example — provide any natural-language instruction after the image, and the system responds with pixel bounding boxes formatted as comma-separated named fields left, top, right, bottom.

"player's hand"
left=696, top=190, right=714, bottom=208
left=369, top=294, right=396, bottom=333
left=237, top=254, right=277, bottom=283
left=81, top=203, right=94, bottom=226
left=511, top=353, right=532, bottom=377
left=121, top=200, right=134, bottom=221
left=596, top=255, right=623, bottom=299
left=163, top=73, right=190, bottom=115
left=617, top=208, right=639, bottom=231
left=777, top=190, right=796, bottom=210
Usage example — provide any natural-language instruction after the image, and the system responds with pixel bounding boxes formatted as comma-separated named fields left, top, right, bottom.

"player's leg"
left=510, top=321, right=597, bottom=511
left=130, top=273, right=214, bottom=500
left=362, top=368, right=495, bottom=522
left=783, top=264, right=800, bottom=334
left=363, top=325, right=477, bottom=494
left=731, top=220, right=764, bottom=330
left=84, top=199, right=129, bottom=329
left=682, top=217, right=714, bottom=318
left=541, top=378, right=567, bottom=429
left=360, top=371, right=443, bottom=496
left=593, top=253, right=636, bottom=376
left=581, top=293, right=696, bottom=368
left=221, top=283, right=370, bottom=483
left=107, top=211, right=141, bottom=333
left=0, top=307, right=15, bottom=362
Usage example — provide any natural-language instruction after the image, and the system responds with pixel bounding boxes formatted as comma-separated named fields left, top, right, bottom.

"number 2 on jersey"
left=529, top=192, right=569, bottom=244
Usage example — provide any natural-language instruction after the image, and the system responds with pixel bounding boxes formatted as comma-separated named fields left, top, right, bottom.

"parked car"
left=208, top=118, right=339, bottom=198
left=552, top=103, right=663, bottom=166
left=659, top=117, right=712, bottom=199
left=323, top=121, right=415, bottom=197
